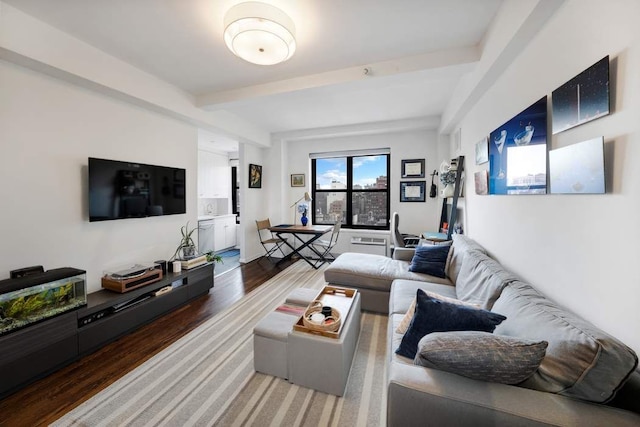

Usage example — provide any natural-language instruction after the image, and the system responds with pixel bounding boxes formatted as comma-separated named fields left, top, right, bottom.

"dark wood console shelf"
left=0, top=263, right=214, bottom=399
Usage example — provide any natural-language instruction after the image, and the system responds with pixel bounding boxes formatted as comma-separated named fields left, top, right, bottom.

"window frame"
left=311, top=153, right=390, bottom=230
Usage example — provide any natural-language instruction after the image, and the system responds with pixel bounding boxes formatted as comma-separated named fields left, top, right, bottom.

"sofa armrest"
left=387, top=361, right=640, bottom=426
left=392, top=247, right=415, bottom=261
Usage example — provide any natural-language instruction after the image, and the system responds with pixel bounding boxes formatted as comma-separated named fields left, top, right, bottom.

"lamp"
left=290, top=191, right=312, bottom=225
left=223, top=2, right=297, bottom=66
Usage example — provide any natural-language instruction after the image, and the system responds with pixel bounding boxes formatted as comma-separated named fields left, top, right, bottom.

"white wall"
left=282, top=129, right=444, bottom=241
left=238, top=143, right=269, bottom=262
left=450, top=0, right=640, bottom=353
left=0, top=60, right=198, bottom=293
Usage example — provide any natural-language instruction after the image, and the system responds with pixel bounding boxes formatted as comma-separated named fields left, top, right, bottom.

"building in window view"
left=312, top=152, right=389, bottom=229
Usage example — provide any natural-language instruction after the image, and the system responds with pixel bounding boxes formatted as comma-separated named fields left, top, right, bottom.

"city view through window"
left=312, top=154, right=389, bottom=228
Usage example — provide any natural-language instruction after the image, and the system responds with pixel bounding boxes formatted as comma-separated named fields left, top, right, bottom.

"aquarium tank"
left=0, top=267, right=87, bottom=337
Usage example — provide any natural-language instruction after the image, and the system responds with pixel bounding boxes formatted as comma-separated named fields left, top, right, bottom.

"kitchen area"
left=197, top=130, right=240, bottom=274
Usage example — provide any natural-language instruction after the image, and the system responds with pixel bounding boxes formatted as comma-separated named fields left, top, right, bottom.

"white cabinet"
left=199, top=215, right=237, bottom=253
left=198, top=150, right=230, bottom=198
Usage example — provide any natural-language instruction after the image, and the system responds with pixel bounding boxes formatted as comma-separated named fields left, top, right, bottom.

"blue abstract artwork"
left=489, top=97, right=548, bottom=195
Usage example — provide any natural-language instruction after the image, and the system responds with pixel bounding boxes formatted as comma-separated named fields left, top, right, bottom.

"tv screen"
left=88, top=157, right=186, bottom=222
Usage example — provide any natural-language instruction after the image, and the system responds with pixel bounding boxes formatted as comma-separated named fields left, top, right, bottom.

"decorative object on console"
left=101, top=263, right=163, bottom=293
left=171, top=221, right=199, bottom=261
left=395, top=289, right=506, bottom=359
left=291, top=173, right=305, bottom=187
left=290, top=191, right=312, bottom=224
left=249, top=163, right=262, bottom=188
left=489, top=96, right=548, bottom=195
left=400, top=181, right=426, bottom=202
left=401, top=158, right=425, bottom=178
left=552, top=56, right=610, bottom=135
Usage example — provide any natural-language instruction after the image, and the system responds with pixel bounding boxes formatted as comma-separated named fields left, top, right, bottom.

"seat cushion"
left=446, top=234, right=488, bottom=283
left=325, top=252, right=451, bottom=293
left=493, top=281, right=639, bottom=403
left=455, top=250, right=518, bottom=310
left=389, top=279, right=457, bottom=316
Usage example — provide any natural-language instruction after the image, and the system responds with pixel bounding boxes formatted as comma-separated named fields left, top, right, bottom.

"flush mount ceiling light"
left=224, top=1, right=296, bottom=65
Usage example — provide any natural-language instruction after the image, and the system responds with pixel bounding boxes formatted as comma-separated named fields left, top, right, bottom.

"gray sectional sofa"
left=324, top=235, right=640, bottom=426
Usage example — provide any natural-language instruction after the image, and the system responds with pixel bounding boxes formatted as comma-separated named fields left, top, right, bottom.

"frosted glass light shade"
left=224, top=2, right=296, bottom=65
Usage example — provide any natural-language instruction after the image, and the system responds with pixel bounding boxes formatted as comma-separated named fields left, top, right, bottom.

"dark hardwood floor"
left=0, top=257, right=295, bottom=427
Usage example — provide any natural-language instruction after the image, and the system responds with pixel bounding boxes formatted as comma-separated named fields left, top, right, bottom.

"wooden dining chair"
left=256, top=219, right=287, bottom=261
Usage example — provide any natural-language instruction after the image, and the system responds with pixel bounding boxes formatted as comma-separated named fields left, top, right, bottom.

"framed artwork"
left=248, top=163, right=262, bottom=188
left=552, top=56, right=609, bottom=135
left=489, top=96, right=548, bottom=195
left=401, top=159, right=425, bottom=178
left=475, top=137, right=489, bottom=165
left=474, top=170, right=488, bottom=195
left=400, top=181, right=426, bottom=202
left=291, top=173, right=305, bottom=187
left=549, top=136, right=605, bottom=194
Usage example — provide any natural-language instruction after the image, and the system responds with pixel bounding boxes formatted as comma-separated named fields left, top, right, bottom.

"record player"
left=101, top=262, right=163, bottom=293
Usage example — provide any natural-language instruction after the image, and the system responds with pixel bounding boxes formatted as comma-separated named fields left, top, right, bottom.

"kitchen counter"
left=198, top=214, right=237, bottom=221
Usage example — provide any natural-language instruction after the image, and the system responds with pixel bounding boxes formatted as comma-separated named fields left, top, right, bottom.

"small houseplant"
left=204, top=251, right=224, bottom=265
left=172, top=221, right=199, bottom=260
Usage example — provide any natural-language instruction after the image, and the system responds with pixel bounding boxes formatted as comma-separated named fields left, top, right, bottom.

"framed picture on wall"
left=475, top=137, right=489, bottom=165
left=400, top=181, right=426, bottom=202
left=249, top=164, right=262, bottom=188
left=401, top=159, right=425, bottom=178
left=291, top=173, right=305, bottom=187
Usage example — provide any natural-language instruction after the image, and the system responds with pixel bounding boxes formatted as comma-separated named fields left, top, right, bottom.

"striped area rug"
left=53, top=262, right=388, bottom=427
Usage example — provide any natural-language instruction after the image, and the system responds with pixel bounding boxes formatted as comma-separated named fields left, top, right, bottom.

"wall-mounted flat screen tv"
left=88, top=157, right=186, bottom=222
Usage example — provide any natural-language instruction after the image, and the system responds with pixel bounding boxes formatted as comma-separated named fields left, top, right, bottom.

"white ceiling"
left=5, top=0, right=503, bottom=146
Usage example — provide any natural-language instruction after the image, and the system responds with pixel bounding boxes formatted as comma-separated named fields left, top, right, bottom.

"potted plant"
left=204, top=251, right=224, bottom=266
left=172, top=221, right=199, bottom=260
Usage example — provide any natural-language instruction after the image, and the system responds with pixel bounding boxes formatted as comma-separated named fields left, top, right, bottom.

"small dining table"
left=269, top=224, right=333, bottom=269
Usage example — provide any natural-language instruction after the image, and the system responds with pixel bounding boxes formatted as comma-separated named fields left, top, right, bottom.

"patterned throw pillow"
left=395, top=290, right=506, bottom=359
left=414, top=331, right=548, bottom=385
left=395, top=293, right=479, bottom=334
left=408, top=245, right=451, bottom=278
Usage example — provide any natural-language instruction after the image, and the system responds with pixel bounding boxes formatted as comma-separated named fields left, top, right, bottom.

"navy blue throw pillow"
left=408, top=245, right=451, bottom=278
left=396, top=289, right=507, bottom=359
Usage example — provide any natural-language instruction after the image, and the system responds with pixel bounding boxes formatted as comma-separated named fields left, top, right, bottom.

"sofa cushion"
left=408, top=245, right=450, bottom=278
left=455, top=250, right=518, bottom=310
left=414, top=331, right=548, bottom=385
left=493, top=281, right=639, bottom=403
left=396, top=294, right=479, bottom=334
left=395, top=289, right=506, bottom=359
left=446, top=234, right=488, bottom=283
left=324, top=252, right=451, bottom=293
left=389, top=279, right=457, bottom=316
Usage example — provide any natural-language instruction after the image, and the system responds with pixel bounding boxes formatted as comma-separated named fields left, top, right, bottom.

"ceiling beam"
left=197, top=46, right=480, bottom=109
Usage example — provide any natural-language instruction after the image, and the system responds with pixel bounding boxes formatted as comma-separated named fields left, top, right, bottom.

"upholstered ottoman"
left=253, top=288, right=319, bottom=379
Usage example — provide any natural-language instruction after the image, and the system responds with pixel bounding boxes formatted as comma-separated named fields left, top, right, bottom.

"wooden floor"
left=0, top=257, right=296, bottom=427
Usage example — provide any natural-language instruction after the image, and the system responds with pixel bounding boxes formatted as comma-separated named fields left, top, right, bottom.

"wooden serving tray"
left=293, top=286, right=357, bottom=339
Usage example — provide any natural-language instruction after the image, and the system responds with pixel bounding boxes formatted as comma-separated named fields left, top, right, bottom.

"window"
left=311, top=151, right=390, bottom=229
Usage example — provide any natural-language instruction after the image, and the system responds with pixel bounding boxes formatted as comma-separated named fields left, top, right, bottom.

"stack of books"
left=180, top=255, right=208, bottom=269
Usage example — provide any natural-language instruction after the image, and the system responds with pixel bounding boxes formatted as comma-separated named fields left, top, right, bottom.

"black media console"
left=0, top=263, right=214, bottom=399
